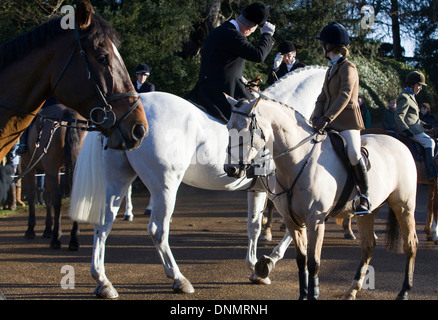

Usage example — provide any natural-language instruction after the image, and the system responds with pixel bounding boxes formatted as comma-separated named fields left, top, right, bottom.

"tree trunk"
left=391, top=0, right=403, bottom=60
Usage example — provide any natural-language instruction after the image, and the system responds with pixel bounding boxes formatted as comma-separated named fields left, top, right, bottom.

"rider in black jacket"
left=185, top=2, right=275, bottom=123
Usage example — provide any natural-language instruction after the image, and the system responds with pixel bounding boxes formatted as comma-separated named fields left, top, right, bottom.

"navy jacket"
left=267, top=60, right=306, bottom=86
left=133, top=80, right=155, bottom=93
left=186, top=21, right=274, bottom=122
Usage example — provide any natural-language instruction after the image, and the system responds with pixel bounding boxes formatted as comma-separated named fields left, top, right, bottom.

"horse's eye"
left=97, top=54, right=109, bottom=65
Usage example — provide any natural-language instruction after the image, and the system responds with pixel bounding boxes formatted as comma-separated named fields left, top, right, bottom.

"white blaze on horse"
left=225, top=95, right=418, bottom=300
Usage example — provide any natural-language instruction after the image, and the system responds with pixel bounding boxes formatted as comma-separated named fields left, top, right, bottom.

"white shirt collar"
left=230, top=19, right=240, bottom=32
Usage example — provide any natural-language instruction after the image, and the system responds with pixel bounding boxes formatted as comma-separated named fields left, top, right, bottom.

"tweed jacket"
left=312, top=57, right=364, bottom=131
left=394, top=88, right=425, bottom=135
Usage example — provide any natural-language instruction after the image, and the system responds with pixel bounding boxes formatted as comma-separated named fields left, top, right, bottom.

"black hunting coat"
left=186, top=21, right=274, bottom=123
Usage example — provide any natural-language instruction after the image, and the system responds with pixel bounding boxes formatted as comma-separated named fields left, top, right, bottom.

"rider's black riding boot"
left=424, top=148, right=437, bottom=180
left=352, top=157, right=371, bottom=216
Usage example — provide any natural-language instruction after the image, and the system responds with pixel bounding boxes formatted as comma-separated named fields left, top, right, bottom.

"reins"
left=231, top=98, right=327, bottom=227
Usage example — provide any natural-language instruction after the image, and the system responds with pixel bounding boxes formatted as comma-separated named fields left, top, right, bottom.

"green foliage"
left=0, top=0, right=437, bottom=114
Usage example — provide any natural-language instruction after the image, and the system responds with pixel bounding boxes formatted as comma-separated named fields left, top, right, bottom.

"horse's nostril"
left=132, top=124, right=147, bottom=141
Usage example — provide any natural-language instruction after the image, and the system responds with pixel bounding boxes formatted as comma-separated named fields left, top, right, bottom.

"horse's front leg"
left=45, top=174, right=63, bottom=249
left=306, top=217, right=325, bottom=300
left=246, top=190, right=270, bottom=284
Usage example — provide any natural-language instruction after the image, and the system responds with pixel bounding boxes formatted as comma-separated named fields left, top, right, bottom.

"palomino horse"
left=225, top=96, right=418, bottom=300
left=21, top=102, right=87, bottom=250
left=341, top=129, right=438, bottom=245
left=69, top=66, right=327, bottom=299
left=0, top=0, right=148, bottom=162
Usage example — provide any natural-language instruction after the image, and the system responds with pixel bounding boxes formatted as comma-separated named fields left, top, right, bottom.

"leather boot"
left=424, top=148, right=437, bottom=180
left=352, top=158, right=371, bottom=215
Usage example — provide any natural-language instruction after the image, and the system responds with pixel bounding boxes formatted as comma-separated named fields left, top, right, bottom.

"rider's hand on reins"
left=312, top=116, right=329, bottom=133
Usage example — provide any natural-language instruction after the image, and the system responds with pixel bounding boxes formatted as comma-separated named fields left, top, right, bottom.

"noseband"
left=52, top=25, right=141, bottom=131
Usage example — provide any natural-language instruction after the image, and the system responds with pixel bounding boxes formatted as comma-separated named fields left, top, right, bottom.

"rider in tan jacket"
left=311, top=22, right=370, bottom=215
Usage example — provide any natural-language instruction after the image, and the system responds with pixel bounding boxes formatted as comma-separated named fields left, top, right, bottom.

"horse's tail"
left=68, top=131, right=106, bottom=225
left=63, top=109, right=82, bottom=197
left=385, top=208, right=404, bottom=253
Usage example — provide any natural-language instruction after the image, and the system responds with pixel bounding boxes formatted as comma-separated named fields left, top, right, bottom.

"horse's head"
left=52, top=0, right=148, bottom=150
left=224, top=95, right=268, bottom=179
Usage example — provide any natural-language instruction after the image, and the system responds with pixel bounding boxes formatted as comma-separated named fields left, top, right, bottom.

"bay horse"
left=0, top=0, right=148, bottom=162
left=0, top=0, right=147, bottom=300
left=21, top=102, right=87, bottom=250
left=67, top=66, right=327, bottom=299
left=225, top=96, right=418, bottom=300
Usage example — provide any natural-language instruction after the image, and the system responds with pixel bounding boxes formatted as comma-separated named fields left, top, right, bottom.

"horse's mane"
left=264, top=65, right=327, bottom=93
left=262, top=65, right=327, bottom=120
left=0, top=14, right=120, bottom=71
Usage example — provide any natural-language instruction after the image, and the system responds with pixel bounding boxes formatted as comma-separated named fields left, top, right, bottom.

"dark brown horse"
left=0, top=0, right=148, bottom=299
left=21, top=103, right=87, bottom=250
left=0, top=0, right=148, bottom=161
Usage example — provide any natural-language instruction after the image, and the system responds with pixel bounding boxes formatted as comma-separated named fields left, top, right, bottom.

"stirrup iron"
left=353, top=194, right=371, bottom=216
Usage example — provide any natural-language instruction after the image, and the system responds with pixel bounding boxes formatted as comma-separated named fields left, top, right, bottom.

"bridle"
left=229, top=97, right=326, bottom=226
left=52, top=24, right=142, bottom=132
left=0, top=23, right=141, bottom=136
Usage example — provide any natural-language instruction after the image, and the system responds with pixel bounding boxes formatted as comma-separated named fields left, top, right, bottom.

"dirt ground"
left=0, top=183, right=437, bottom=305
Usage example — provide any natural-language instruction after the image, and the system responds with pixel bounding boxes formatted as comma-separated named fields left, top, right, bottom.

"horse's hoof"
left=344, top=232, right=356, bottom=240
left=255, top=255, right=274, bottom=279
left=94, top=284, right=119, bottom=299
left=50, top=239, right=61, bottom=250
left=68, top=240, right=80, bottom=251
left=260, top=231, right=272, bottom=241
left=249, top=271, right=271, bottom=285
left=24, top=230, right=35, bottom=239
left=42, top=229, right=52, bottom=239
left=173, top=278, right=194, bottom=294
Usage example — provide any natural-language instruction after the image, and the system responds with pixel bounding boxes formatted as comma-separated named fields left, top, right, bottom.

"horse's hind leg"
left=68, top=221, right=79, bottom=251
left=391, top=206, right=418, bottom=300
left=147, top=182, right=194, bottom=294
left=46, top=173, right=63, bottom=249
left=424, top=182, right=437, bottom=241
left=343, top=213, right=376, bottom=300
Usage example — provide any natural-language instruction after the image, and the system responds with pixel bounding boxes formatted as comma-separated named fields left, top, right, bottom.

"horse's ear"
left=224, top=93, right=238, bottom=108
left=76, top=0, right=95, bottom=30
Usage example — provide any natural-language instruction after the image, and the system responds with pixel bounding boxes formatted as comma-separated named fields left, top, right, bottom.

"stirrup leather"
left=352, top=193, right=371, bottom=216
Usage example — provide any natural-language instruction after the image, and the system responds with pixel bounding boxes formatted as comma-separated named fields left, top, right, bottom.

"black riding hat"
left=242, top=2, right=270, bottom=27
left=317, top=22, right=350, bottom=46
left=278, top=41, right=296, bottom=54
left=135, top=63, right=151, bottom=75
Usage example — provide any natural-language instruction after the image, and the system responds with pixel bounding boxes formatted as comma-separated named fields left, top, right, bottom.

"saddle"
left=325, top=130, right=370, bottom=220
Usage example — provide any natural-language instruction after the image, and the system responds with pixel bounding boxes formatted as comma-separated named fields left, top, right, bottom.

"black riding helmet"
left=317, top=22, right=350, bottom=47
